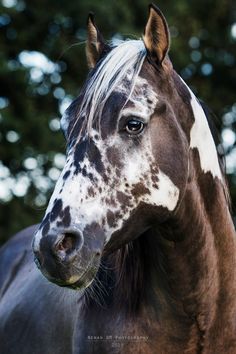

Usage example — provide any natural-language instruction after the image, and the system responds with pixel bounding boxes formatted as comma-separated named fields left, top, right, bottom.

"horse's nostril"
left=57, top=233, right=75, bottom=252
left=54, top=230, right=83, bottom=257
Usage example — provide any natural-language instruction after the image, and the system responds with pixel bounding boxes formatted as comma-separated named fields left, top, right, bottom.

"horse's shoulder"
left=1, top=224, right=38, bottom=252
left=0, top=224, right=38, bottom=289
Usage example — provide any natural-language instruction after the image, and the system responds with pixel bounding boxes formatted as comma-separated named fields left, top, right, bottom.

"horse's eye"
left=125, top=119, right=144, bottom=135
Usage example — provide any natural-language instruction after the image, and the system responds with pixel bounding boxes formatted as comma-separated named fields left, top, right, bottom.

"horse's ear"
left=86, top=13, right=107, bottom=69
left=143, top=4, right=170, bottom=65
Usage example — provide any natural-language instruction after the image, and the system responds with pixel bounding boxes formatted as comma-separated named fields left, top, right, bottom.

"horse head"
left=32, top=5, right=220, bottom=289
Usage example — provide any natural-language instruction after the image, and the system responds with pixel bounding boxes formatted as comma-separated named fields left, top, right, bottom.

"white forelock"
left=69, top=39, right=147, bottom=137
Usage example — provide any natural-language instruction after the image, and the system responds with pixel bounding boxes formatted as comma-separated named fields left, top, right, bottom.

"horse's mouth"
left=34, top=245, right=101, bottom=291
left=63, top=264, right=99, bottom=290
left=50, top=253, right=101, bottom=290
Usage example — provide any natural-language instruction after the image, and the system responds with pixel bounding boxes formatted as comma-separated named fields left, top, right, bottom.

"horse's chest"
left=73, top=308, right=161, bottom=354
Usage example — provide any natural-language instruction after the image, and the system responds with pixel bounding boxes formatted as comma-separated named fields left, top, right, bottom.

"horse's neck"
left=149, top=173, right=236, bottom=337
left=89, top=174, right=235, bottom=351
left=108, top=174, right=236, bottom=317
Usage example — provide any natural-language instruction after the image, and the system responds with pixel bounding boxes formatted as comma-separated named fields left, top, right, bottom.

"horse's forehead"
left=118, top=73, right=158, bottom=106
left=95, top=73, right=159, bottom=140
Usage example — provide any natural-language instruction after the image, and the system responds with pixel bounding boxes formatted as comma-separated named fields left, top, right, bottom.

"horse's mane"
left=86, top=226, right=176, bottom=315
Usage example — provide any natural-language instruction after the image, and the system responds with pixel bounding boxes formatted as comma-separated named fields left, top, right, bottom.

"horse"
left=0, top=4, right=236, bottom=353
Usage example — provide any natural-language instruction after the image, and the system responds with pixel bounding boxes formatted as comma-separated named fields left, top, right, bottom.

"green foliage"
left=0, top=0, right=235, bottom=244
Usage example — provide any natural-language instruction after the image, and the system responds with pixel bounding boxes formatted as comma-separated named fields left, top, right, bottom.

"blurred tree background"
left=0, top=0, right=235, bottom=245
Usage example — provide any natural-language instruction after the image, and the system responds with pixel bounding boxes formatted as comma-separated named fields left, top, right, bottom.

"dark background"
left=0, top=0, right=236, bottom=245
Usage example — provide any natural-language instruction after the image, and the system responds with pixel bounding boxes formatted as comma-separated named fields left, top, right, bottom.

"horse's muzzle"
left=32, top=226, right=103, bottom=289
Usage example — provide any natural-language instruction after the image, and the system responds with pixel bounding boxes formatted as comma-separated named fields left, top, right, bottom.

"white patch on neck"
left=180, top=76, right=222, bottom=180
